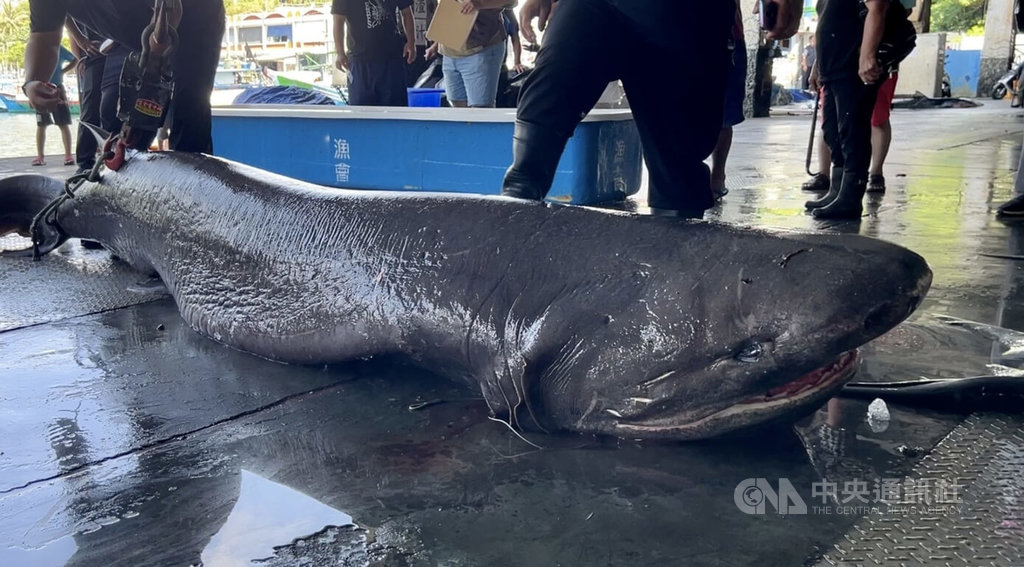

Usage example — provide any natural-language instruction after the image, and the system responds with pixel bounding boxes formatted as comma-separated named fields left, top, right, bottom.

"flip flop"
left=31, top=157, right=45, bottom=166
left=64, top=157, right=75, bottom=166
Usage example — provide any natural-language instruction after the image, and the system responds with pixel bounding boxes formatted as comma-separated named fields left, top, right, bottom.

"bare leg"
left=36, top=126, right=46, bottom=160
left=710, top=126, right=732, bottom=194
left=817, top=129, right=831, bottom=176
left=59, top=124, right=73, bottom=162
left=870, top=120, right=891, bottom=176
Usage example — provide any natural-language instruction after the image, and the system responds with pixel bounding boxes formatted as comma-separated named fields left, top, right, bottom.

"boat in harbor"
left=0, top=88, right=81, bottom=114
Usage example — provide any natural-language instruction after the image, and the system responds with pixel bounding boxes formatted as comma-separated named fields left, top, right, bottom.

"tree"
left=930, top=0, right=986, bottom=34
left=225, top=0, right=283, bottom=17
left=0, top=0, right=30, bottom=68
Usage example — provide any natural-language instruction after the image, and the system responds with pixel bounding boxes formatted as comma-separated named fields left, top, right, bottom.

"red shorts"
left=818, top=72, right=899, bottom=127
left=871, top=73, right=898, bottom=127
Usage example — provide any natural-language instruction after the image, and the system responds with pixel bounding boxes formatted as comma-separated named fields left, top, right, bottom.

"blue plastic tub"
left=407, top=88, right=445, bottom=107
left=211, top=106, right=642, bottom=205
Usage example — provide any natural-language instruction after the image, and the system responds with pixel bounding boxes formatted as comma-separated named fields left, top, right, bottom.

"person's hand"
left=147, top=0, right=183, bottom=60
left=71, top=36, right=102, bottom=57
left=765, top=0, right=802, bottom=40
left=425, top=42, right=439, bottom=60
left=513, top=61, right=526, bottom=73
left=404, top=41, right=417, bottom=64
left=461, top=0, right=481, bottom=15
left=859, top=54, right=882, bottom=84
left=24, top=81, right=61, bottom=112
left=335, top=52, right=350, bottom=71
left=520, top=0, right=554, bottom=44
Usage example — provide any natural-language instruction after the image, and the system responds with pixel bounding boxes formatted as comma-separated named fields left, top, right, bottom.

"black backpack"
left=860, top=1, right=917, bottom=72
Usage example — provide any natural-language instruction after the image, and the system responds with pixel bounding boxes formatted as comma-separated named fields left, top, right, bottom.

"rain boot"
left=805, top=165, right=844, bottom=210
left=812, top=169, right=866, bottom=219
left=501, top=122, right=570, bottom=201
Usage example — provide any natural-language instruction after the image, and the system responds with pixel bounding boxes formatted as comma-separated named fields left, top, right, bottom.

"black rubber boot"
left=812, top=169, right=866, bottom=219
left=804, top=165, right=844, bottom=210
left=501, top=122, right=571, bottom=201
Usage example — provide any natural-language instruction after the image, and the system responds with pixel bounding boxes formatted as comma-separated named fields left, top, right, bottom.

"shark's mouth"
left=742, top=350, right=859, bottom=406
left=616, top=350, right=859, bottom=437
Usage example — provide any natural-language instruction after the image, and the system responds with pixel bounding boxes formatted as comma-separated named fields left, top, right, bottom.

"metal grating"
left=0, top=236, right=166, bottom=332
left=818, top=413, right=1024, bottom=566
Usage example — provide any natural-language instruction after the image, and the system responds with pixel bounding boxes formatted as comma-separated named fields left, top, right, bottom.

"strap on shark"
left=30, top=134, right=114, bottom=259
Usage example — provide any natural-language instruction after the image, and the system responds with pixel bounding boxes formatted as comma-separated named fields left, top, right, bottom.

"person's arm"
left=24, top=31, right=63, bottom=110
left=65, top=17, right=100, bottom=57
left=401, top=6, right=416, bottom=64
left=519, top=0, right=553, bottom=44
left=859, top=0, right=888, bottom=84
left=24, top=0, right=69, bottom=110
left=333, top=14, right=349, bottom=70
left=510, top=30, right=524, bottom=72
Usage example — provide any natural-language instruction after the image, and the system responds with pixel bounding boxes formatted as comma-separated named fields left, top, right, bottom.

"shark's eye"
left=734, top=340, right=763, bottom=363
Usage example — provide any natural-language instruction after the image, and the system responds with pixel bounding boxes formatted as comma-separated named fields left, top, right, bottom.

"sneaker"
left=997, top=194, right=1024, bottom=218
left=801, top=173, right=829, bottom=192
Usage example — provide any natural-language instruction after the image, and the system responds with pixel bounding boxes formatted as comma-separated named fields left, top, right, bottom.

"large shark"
left=0, top=152, right=931, bottom=439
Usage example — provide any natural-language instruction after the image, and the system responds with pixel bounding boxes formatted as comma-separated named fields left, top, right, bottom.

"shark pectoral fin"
left=126, top=275, right=168, bottom=295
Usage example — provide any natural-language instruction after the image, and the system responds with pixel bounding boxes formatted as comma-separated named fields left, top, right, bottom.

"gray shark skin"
left=0, top=174, right=65, bottom=239
left=3, top=152, right=932, bottom=440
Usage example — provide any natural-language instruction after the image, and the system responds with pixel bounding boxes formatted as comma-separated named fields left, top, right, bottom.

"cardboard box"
left=426, top=0, right=478, bottom=50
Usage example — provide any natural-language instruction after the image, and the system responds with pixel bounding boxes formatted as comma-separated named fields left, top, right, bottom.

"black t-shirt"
left=817, top=0, right=889, bottom=81
left=30, top=0, right=155, bottom=50
left=607, top=0, right=736, bottom=53
left=332, top=0, right=412, bottom=61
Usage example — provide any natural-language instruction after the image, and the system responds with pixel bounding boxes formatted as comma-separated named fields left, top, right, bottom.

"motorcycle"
left=991, top=60, right=1024, bottom=103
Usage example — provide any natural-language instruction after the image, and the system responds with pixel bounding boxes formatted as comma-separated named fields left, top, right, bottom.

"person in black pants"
left=24, top=0, right=225, bottom=154
left=501, top=0, right=802, bottom=217
left=804, top=0, right=888, bottom=220
left=333, top=0, right=417, bottom=106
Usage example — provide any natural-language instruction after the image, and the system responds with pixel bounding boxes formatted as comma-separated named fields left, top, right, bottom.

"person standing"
left=428, top=0, right=515, bottom=108
left=501, top=0, right=801, bottom=217
left=802, top=34, right=816, bottom=92
left=804, top=0, right=889, bottom=219
left=406, top=0, right=437, bottom=85
left=333, top=0, right=418, bottom=106
left=67, top=20, right=108, bottom=172
left=31, top=44, right=76, bottom=167
left=710, top=4, right=748, bottom=200
left=25, top=0, right=225, bottom=154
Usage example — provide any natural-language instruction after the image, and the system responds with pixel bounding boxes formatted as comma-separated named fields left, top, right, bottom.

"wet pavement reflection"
left=2, top=103, right=1023, bottom=566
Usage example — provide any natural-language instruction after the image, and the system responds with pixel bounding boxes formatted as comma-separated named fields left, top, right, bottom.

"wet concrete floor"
left=1, top=101, right=1023, bottom=566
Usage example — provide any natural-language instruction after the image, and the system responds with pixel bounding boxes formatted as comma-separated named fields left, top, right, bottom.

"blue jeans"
left=442, top=41, right=505, bottom=107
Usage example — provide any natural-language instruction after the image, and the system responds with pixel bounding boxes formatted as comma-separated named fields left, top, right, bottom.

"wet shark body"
left=0, top=174, right=66, bottom=239
left=2, top=152, right=932, bottom=440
